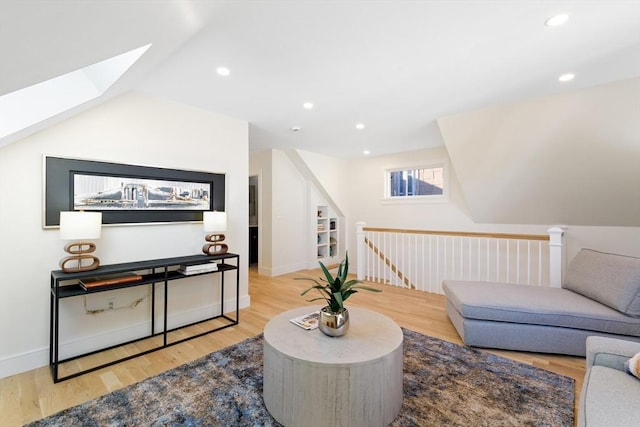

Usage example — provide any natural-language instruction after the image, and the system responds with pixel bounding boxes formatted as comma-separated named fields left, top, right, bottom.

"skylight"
left=0, top=44, right=151, bottom=139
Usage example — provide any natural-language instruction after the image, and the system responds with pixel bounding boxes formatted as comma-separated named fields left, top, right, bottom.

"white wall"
left=344, top=147, right=640, bottom=265
left=251, top=143, right=639, bottom=283
left=249, top=150, right=310, bottom=276
left=0, top=92, right=249, bottom=378
left=347, top=147, right=473, bottom=231
left=563, top=226, right=640, bottom=261
left=438, top=77, right=640, bottom=227
left=249, top=150, right=272, bottom=274
left=269, top=150, right=308, bottom=275
left=296, top=150, right=350, bottom=217
left=251, top=145, right=639, bottom=281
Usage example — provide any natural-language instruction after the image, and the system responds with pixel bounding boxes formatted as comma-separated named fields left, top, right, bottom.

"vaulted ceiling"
left=2, top=1, right=639, bottom=159
left=439, top=77, right=640, bottom=227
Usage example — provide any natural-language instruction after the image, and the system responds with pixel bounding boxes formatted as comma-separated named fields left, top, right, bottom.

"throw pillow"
left=625, top=352, right=640, bottom=379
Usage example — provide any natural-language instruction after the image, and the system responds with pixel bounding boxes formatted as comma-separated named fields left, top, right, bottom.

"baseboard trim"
left=0, top=295, right=250, bottom=380
left=261, top=262, right=308, bottom=277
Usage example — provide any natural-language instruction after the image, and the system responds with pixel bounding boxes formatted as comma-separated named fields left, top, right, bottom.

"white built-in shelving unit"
left=316, top=205, right=338, bottom=262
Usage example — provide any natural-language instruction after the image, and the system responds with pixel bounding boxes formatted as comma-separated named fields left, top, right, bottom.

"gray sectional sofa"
left=579, top=336, right=640, bottom=427
left=443, top=249, right=640, bottom=356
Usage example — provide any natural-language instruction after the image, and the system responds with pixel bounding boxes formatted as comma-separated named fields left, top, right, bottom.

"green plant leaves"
left=296, top=251, right=381, bottom=312
left=319, top=261, right=335, bottom=285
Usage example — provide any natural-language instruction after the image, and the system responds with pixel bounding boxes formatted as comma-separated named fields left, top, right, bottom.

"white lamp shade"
left=203, top=211, right=227, bottom=232
left=59, top=211, right=102, bottom=240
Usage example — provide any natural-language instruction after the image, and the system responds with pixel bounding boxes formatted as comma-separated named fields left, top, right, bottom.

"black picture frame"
left=43, top=156, right=225, bottom=227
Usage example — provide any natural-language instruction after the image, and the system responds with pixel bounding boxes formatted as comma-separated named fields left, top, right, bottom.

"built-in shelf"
left=316, top=205, right=338, bottom=261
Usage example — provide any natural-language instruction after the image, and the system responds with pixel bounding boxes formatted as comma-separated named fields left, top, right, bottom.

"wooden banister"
left=362, top=227, right=549, bottom=241
left=364, top=236, right=415, bottom=289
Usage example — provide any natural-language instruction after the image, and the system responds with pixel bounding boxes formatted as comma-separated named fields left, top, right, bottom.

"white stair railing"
left=356, top=222, right=565, bottom=294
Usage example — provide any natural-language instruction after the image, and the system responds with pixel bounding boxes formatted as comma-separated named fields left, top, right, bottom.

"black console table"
left=50, top=253, right=240, bottom=383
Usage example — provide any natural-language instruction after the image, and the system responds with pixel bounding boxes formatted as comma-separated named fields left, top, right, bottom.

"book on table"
left=290, top=311, right=320, bottom=330
left=80, top=273, right=143, bottom=289
left=178, top=261, right=219, bottom=275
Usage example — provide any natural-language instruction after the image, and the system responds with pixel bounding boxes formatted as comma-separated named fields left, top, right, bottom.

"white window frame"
left=382, top=160, right=449, bottom=203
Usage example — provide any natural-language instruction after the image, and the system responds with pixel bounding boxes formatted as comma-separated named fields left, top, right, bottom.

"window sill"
left=380, top=196, right=449, bottom=205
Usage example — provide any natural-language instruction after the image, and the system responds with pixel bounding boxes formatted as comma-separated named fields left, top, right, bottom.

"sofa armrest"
left=585, top=336, right=640, bottom=371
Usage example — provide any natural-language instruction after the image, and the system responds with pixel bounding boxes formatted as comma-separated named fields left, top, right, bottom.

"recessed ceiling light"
left=303, top=102, right=314, bottom=109
left=545, top=13, right=569, bottom=27
left=558, top=73, right=575, bottom=82
left=356, top=123, right=365, bottom=130
left=216, top=66, right=230, bottom=77
left=363, top=150, right=370, bottom=155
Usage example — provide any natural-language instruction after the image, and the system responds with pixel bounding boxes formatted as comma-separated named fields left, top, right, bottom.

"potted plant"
left=297, top=252, right=381, bottom=337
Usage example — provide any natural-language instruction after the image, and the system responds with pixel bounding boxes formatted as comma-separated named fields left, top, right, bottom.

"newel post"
left=356, top=221, right=366, bottom=280
left=547, top=226, right=566, bottom=288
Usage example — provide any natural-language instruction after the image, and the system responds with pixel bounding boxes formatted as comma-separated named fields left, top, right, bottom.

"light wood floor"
left=0, top=267, right=586, bottom=426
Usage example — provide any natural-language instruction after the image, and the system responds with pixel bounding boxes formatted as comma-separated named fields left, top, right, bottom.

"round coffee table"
left=263, top=306, right=403, bottom=427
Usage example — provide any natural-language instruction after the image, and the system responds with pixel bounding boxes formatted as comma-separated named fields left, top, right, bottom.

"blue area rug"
left=27, top=328, right=574, bottom=426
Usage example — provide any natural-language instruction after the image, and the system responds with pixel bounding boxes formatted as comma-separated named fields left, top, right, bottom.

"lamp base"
left=203, top=233, right=228, bottom=255
left=60, top=255, right=100, bottom=272
left=60, top=241, right=100, bottom=272
left=202, top=244, right=229, bottom=256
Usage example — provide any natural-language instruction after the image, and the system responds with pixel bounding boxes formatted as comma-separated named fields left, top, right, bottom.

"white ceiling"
left=2, top=0, right=639, bottom=158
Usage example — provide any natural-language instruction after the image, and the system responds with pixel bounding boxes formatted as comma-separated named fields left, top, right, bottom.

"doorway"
left=249, top=175, right=258, bottom=265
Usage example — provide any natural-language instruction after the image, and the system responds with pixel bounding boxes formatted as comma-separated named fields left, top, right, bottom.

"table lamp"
left=59, top=211, right=102, bottom=272
left=202, top=211, right=228, bottom=255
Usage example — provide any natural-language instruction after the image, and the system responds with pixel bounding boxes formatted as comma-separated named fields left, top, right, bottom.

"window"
left=384, top=163, right=447, bottom=201
left=0, top=44, right=151, bottom=139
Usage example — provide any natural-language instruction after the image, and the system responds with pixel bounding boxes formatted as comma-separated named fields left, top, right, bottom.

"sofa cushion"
left=588, top=335, right=640, bottom=370
left=580, top=365, right=640, bottom=427
left=443, top=280, right=640, bottom=337
left=562, top=249, right=640, bottom=318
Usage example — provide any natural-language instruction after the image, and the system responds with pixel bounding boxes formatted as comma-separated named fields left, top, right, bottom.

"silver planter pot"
left=318, top=306, right=350, bottom=337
